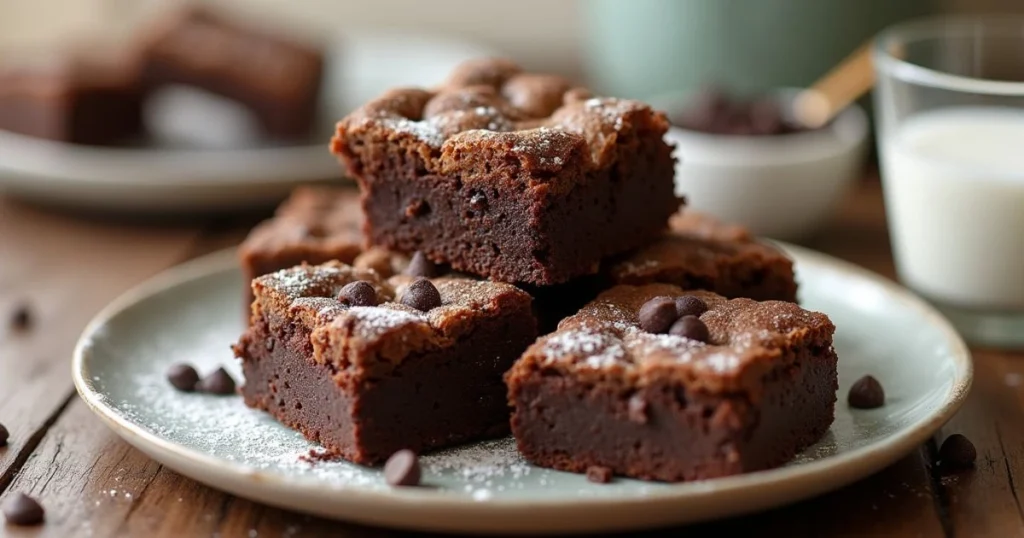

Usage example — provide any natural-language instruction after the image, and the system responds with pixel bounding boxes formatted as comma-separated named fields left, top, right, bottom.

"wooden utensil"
left=793, top=41, right=891, bottom=129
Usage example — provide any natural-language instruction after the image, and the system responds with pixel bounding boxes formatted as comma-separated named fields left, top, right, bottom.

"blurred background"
left=1, top=0, right=1019, bottom=96
left=2, top=0, right=1023, bottom=238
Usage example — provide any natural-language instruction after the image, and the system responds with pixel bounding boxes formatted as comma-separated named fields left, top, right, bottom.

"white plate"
left=0, top=32, right=496, bottom=214
left=72, top=244, right=972, bottom=534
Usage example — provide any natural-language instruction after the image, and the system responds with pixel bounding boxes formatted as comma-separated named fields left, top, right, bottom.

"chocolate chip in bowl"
left=654, top=86, right=869, bottom=241
left=670, top=86, right=815, bottom=136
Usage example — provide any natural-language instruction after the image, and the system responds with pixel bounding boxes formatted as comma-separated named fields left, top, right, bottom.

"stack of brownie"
left=233, top=58, right=838, bottom=483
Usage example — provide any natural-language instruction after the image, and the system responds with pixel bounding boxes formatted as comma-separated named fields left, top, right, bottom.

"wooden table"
left=0, top=178, right=1020, bottom=538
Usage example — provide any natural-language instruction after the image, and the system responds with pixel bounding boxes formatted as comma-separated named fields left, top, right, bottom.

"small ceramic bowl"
left=655, top=89, right=870, bottom=241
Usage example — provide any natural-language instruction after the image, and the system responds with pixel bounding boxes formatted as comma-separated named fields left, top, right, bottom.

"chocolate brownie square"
left=0, top=50, right=144, bottom=145
left=233, top=261, right=537, bottom=464
left=138, top=5, right=323, bottom=140
left=607, top=211, right=799, bottom=302
left=506, top=284, right=837, bottom=482
left=239, top=187, right=365, bottom=306
left=331, top=58, right=681, bottom=285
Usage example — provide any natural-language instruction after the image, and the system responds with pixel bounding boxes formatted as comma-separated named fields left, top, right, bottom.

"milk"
left=880, top=107, right=1024, bottom=311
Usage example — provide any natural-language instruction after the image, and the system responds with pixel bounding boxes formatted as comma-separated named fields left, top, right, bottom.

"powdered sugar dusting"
left=541, top=330, right=627, bottom=368
left=379, top=105, right=516, bottom=148
left=421, top=437, right=534, bottom=498
left=264, top=264, right=347, bottom=297
left=379, top=115, right=446, bottom=147
left=344, top=305, right=425, bottom=338
left=584, top=97, right=634, bottom=131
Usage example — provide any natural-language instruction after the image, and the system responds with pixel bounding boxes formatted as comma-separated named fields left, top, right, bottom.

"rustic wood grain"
left=0, top=197, right=201, bottom=495
left=934, top=349, right=1024, bottom=537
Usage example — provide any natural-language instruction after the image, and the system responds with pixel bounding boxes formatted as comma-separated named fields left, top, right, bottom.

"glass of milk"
left=874, top=16, right=1024, bottom=349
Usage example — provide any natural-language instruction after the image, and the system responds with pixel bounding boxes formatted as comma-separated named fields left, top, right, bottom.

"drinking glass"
left=873, top=15, right=1024, bottom=348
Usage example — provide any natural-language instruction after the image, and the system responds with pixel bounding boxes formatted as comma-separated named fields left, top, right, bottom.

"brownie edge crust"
left=505, top=285, right=838, bottom=482
left=233, top=262, right=538, bottom=464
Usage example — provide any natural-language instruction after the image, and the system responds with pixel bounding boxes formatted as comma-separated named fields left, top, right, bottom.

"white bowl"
left=659, top=91, right=870, bottom=241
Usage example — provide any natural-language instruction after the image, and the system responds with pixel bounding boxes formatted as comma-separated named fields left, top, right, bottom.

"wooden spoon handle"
left=793, top=42, right=877, bottom=129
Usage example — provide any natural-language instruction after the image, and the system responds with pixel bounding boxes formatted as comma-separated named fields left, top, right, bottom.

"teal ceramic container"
left=582, top=0, right=938, bottom=101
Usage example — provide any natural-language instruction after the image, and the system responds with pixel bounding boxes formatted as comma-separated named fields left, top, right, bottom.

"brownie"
left=233, top=261, right=538, bottom=464
left=138, top=5, right=323, bottom=140
left=607, top=210, right=799, bottom=302
left=0, top=50, right=144, bottom=145
left=331, top=58, right=681, bottom=285
left=239, top=187, right=365, bottom=307
left=506, top=284, right=838, bottom=482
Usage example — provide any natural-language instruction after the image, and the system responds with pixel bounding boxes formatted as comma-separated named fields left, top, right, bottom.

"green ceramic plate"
left=73, top=244, right=971, bottom=534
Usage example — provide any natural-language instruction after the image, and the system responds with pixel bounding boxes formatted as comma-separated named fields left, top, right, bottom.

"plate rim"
left=71, top=243, right=973, bottom=529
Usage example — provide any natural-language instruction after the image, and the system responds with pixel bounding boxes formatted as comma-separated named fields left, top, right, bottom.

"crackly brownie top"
left=517, top=284, right=833, bottom=393
left=240, top=187, right=363, bottom=257
left=608, top=211, right=795, bottom=291
left=331, top=57, right=671, bottom=178
left=253, top=261, right=533, bottom=376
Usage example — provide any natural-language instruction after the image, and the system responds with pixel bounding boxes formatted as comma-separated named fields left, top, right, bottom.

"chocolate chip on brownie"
left=939, top=434, right=977, bottom=469
left=586, top=465, right=613, bottom=484
left=166, top=363, right=200, bottom=392
left=638, top=296, right=678, bottom=334
left=383, top=449, right=421, bottom=486
left=848, top=375, right=885, bottom=409
left=197, top=367, right=237, bottom=395
left=674, top=295, right=708, bottom=318
left=338, top=281, right=378, bottom=307
left=401, top=278, right=442, bottom=311
left=669, top=315, right=710, bottom=343
left=2, top=493, right=44, bottom=526
left=404, top=251, right=438, bottom=278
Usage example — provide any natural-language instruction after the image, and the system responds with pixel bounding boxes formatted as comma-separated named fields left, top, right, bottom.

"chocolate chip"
left=2, top=493, right=44, bottom=526
left=404, top=251, right=438, bottom=278
left=675, top=85, right=729, bottom=130
left=638, top=296, right=677, bottom=334
left=750, top=99, right=783, bottom=135
left=383, top=449, right=421, bottom=486
left=627, top=395, right=647, bottom=424
left=10, top=303, right=31, bottom=331
left=674, top=296, right=708, bottom=318
left=669, top=315, right=709, bottom=343
left=939, top=434, right=976, bottom=469
left=197, top=367, right=236, bottom=395
left=338, top=281, right=378, bottom=307
left=586, top=465, right=613, bottom=484
left=848, top=375, right=885, bottom=409
left=0, top=423, right=8, bottom=447
left=401, top=278, right=442, bottom=312
left=166, top=363, right=200, bottom=392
